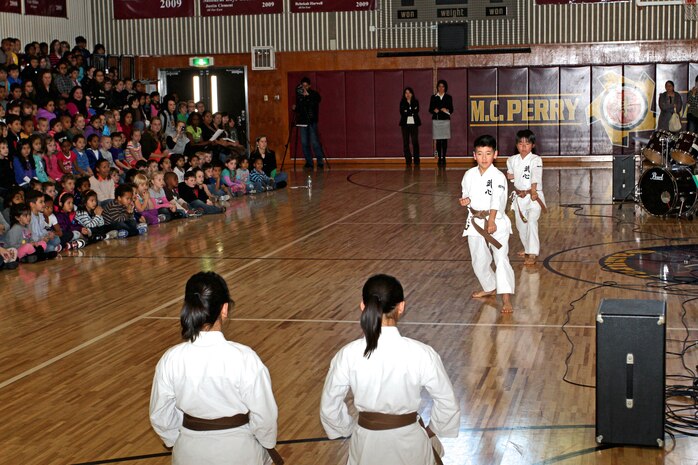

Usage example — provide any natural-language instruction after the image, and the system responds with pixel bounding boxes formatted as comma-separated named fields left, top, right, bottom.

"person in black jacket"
left=250, top=135, right=287, bottom=188
left=87, top=69, right=107, bottom=115
left=294, top=77, right=325, bottom=169
left=399, top=87, right=421, bottom=166
left=429, top=80, right=453, bottom=166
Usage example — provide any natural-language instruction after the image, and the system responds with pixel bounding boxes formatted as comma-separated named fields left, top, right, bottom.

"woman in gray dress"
left=658, top=80, right=683, bottom=132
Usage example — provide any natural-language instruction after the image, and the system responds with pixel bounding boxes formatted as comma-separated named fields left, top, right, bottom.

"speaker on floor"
left=612, top=155, right=635, bottom=201
left=596, top=299, right=666, bottom=447
left=437, top=23, right=468, bottom=52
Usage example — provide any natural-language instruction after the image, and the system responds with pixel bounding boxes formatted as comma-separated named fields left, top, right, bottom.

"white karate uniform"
left=461, top=164, right=515, bottom=294
left=150, top=331, right=278, bottom=465
left=506, top=153, right=544, bottom=256
left=320, top=327, right=460, bottom=465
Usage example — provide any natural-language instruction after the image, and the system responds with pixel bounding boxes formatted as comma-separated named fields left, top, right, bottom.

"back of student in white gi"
left=320, top=274, right=460, bottom=465
left=459, top=134, right=515, bottom=313
left=506, top=129, right=544, bottom=266
left=150, top=272, right=279, bottom=465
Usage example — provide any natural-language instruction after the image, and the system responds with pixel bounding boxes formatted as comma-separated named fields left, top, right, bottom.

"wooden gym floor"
left=1, top=164, right=697, bottom=465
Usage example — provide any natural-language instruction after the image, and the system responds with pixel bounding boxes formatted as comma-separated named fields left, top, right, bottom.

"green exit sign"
left=189, top=56, right=214, bottom=68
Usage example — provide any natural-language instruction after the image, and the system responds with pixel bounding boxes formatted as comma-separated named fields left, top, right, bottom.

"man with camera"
left=294, top=77, right=325, bottom=169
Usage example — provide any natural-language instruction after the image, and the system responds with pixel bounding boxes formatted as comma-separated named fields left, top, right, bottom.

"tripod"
left=280, top=113, right=298, bottom=173
left=280, top=111, right=331, bottom=171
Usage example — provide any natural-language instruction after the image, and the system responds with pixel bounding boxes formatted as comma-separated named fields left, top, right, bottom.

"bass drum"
left=642, top=130, right=675, bottom=165
left=640, top=166, right=698, bottom=216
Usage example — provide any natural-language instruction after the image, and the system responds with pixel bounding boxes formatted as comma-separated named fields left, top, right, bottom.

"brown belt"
left=182, top=412, right=284, bottom=465
left=467, top=208, right=502, bottom=249
left=514, top=189, right=547, bottom=214
left=358, top=412, right=443, bottom=465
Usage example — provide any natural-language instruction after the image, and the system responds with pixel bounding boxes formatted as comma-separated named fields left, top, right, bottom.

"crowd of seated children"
left=0, top=35, right=288, bottom=271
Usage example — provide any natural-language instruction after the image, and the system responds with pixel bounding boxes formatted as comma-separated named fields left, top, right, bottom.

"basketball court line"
left=71, top=424, right=598, bottom=465
left=0, top=184, right=417, bottom=391
left=142, top=316, right=698, bottom=332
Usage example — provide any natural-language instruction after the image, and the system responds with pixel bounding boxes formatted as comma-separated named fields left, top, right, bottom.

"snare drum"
left=639, top=165, right=698, bottom=216
left=642, top=130, right=675, bottom=165
left=670, top=131, right=698, bottom=165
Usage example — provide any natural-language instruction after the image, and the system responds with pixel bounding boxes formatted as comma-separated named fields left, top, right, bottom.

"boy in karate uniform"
left=459, top=134, right=515, bottom=313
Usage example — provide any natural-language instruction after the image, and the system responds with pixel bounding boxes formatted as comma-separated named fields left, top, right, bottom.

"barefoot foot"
left=501, top=294, right=514, bottom=313
left=471, top=289, right=496, bottom=299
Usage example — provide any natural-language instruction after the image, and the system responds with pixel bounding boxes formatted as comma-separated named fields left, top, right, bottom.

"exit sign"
left=189, top=56, right=214, bottom=68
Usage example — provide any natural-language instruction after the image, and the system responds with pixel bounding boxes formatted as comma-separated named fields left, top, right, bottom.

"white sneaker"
left=219, top=195, right=230, bottom=201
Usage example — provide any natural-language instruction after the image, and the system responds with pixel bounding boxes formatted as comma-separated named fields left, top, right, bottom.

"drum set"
left=639, top=129, right=698, bottom=218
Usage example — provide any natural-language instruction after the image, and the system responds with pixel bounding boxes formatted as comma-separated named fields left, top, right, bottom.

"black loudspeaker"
left=437, top=23, right=468, bottom=51
left=612, top=155, right=635, bottom=201
left=596, top=299, right=666, bottom=447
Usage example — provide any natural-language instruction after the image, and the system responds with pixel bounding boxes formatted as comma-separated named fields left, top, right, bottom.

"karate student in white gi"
left=459, top=134, right=515, bottom=313
left=320, top=274, right=460, bottom=465
left=150, top=272, right=281, bottom=465
left=506, top=129, right=545, bottom=266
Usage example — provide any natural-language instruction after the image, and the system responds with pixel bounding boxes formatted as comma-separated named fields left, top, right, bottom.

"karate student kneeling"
left=149, top=272, right=283, bottom=465
left=320, top=274, right=460, bottom=465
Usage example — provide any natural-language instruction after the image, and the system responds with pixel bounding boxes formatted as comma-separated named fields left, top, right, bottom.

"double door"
left=159, top=66, right=248, bottom=146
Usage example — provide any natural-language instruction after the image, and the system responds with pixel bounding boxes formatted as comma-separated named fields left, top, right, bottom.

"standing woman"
left=321, top=274, right=460, bottom=465
left=399, top=87, right=421, bottom=166
left=429, top=80, right=453, bottom=166
left=658, top=80, right=683, bottom=132
left=150, top=272, right=282, bottom=465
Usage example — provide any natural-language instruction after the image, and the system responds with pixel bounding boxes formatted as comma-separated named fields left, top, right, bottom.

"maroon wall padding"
left=529, top=67, right=560, bottom=156
left=560, top=66, right=591, bottom=156
left=467, top=67, right=497, bottom=156
left=403, top=69, right=434, bottom=156
left=497, top=67, right=529, bottom=156
left=374, top=71, right=405, bottom=158
left=345, top=71, right=376, bottom=157
left=287, top=63, right=698, bottom=158
left=316, top=72, right=347, bottom=158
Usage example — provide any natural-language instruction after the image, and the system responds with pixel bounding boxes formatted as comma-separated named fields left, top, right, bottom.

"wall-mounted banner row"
left=535, top=0, right=628, bottom=3
left=113, top=0, right=374, bottom=20
left=0, top=0, right=67, bottom=16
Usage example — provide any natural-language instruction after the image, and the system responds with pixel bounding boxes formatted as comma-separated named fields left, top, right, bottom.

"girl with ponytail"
left=150, top=272, right=282, bottom=465
left=321, top=274, right=460, bottom=465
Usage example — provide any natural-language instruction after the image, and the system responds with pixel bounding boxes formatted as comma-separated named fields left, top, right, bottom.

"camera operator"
left=294, top=77, right=325, bottom=169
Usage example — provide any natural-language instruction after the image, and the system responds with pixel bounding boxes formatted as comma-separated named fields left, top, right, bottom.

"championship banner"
left=0, top=0, right=21, bottom=14
left=24, top=0, right=66, bottom=17
left=201, top=0, right=282, bottom=15
left=113, top=0, right=194, bottom=19
left=290, top=0, right=375, bottom=13
left=536, top=0, right=628, bottom=3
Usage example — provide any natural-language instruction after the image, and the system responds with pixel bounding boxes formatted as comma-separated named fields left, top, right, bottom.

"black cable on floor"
left=556, top=203, right=698, bottom=439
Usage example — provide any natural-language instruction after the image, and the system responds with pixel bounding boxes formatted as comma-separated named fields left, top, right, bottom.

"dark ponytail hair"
left=180, top=272, right=234, bottom=342
left=360, top=274, right=405, bottom=358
